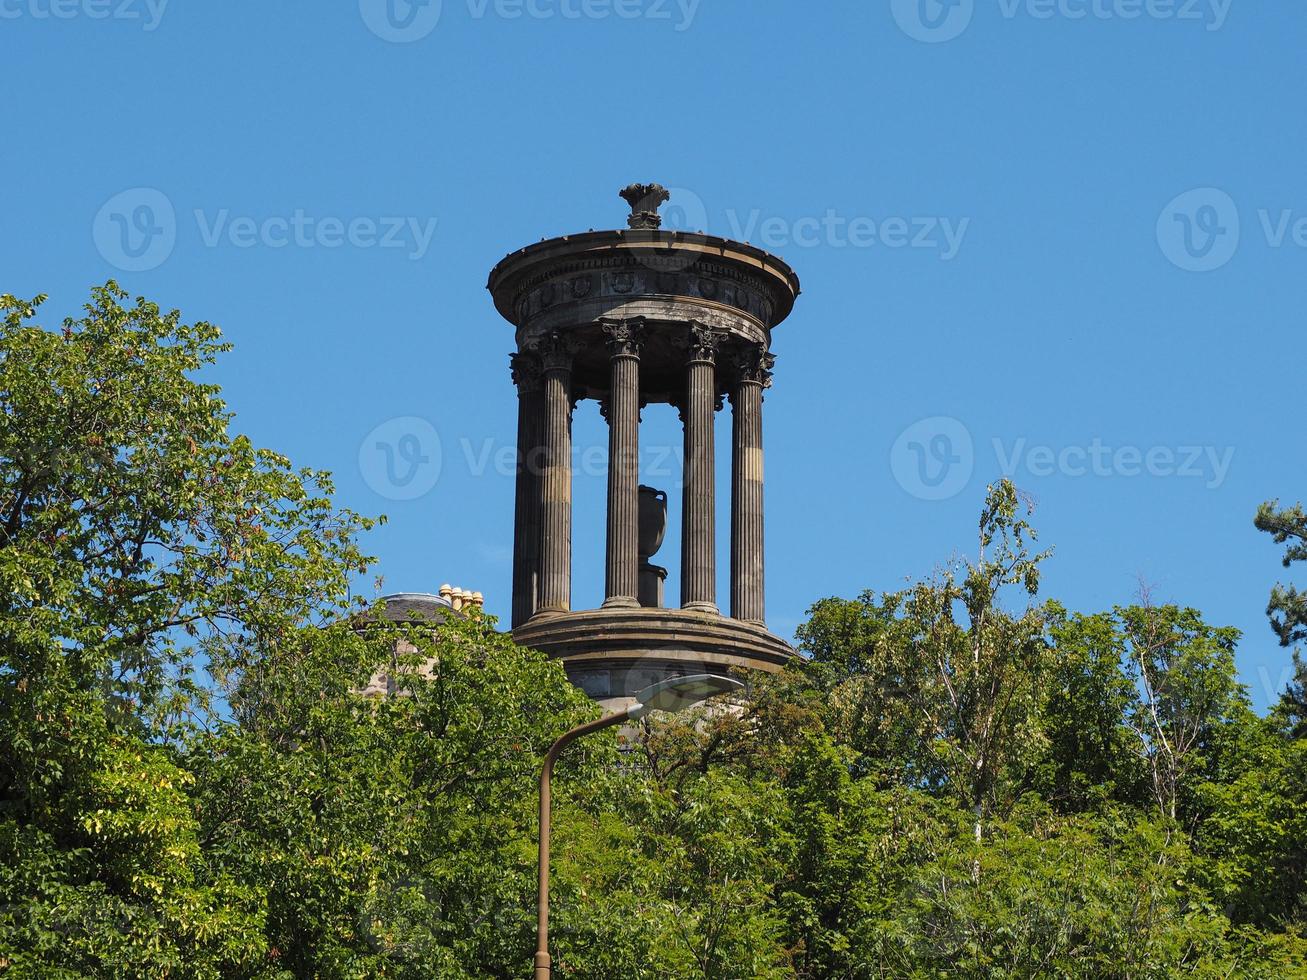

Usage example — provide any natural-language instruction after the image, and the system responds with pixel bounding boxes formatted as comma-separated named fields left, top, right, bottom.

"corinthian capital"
left=600, top=317, right=646, bottom=359
left=530, top=332, right=579, bottom=373
left=733, top=346, right=776, bottom=388
left=509, top=350, right=543, bottom=392
left=685, top=321, right=724, bottom=364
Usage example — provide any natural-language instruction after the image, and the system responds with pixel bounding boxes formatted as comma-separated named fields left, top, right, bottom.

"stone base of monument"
left=512, top=607, right=793, bottom=710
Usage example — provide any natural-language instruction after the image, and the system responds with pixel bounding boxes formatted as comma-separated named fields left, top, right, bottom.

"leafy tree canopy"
left=1, top=287, right=1303, bottom=978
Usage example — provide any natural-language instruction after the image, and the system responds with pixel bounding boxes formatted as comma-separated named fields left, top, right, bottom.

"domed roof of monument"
left=486, top=183, right=801, bottom=328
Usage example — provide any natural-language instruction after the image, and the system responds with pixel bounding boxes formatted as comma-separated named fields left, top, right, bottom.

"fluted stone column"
left=511, top=352, right=544, bottom=627
left=730, top=346, right=774, bottom=624
left=680, top=324, right=721, bottom=614
left=601, top=319, right=643, bottom=608
left=537, top=334, right=575, bottom=615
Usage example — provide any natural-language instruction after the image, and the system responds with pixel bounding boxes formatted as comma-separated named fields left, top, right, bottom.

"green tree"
left=1255, top=500, right=1307, bottom=648
left=1255, top=500, right=1307, bottom=738
left=1192, top=730, right=1307, bottom=929
left=769, top=735, right=943, bottom=979
left=878, top=799, right=1305, bottom=979
left=1271, top=651, right=1307, bottom=739
left=1035, top=608, right=1145, bottom=813
left=193, top=612, right=603, bottom=978
left=5, top=284, right=1304, bottom=978
left=1117, top=601, right=1250, bottom=831
left=0, top=285, right=373, bottom=978
left=793, top=594, right=923, bottom=782
left=799, top=481, right=1054, bottom=847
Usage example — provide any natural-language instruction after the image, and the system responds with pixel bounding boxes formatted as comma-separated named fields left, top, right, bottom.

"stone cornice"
left=488, top=229, right=800, bottom=328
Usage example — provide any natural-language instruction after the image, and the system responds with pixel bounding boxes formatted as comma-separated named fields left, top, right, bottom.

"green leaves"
left=1254, top=499, right=1307, bottom=648
left=880, top=802, right=1251, bottom=979
left=187, top=614, right=601, bottom=978
left=2, top=288, right=1303, bottom=976
left=0, top=284, right=376, bottom=736
left=796, top=480, right=1056, bottom=834
left=0, top=284, right=375, bottom=978
left=781, top=483, right=1305, bottom=976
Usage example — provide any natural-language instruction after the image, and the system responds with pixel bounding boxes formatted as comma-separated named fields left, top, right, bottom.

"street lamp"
left=533, top=673, right=744, bottom=979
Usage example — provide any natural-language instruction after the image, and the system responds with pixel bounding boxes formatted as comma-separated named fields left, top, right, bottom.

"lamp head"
left=627, top=674, right=744, bottom=720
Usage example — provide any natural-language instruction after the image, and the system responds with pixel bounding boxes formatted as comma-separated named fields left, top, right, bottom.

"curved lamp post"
left=533, top=673, right=744, bottom=979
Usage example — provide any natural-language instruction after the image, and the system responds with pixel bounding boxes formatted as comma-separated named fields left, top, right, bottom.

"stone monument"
left=487, top=184, right=801, bottom=708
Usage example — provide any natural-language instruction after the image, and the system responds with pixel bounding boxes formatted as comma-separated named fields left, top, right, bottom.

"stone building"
left=486, top=184, right=801, bottom=710
left=356, top=586, right=484, bottom=698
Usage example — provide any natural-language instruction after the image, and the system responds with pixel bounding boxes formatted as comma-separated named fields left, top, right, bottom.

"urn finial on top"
left=619, top=183, right=671, bottom=230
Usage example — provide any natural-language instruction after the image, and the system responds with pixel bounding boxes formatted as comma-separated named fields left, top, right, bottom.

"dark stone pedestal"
left=638, top=561, right=666, bottom=608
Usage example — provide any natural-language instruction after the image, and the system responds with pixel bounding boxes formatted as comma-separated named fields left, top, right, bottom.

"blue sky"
left=3, top=0, right=1302, bottom=709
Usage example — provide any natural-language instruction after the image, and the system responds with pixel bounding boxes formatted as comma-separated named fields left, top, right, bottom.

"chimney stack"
left=438, top=583, right=484, bottom=613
